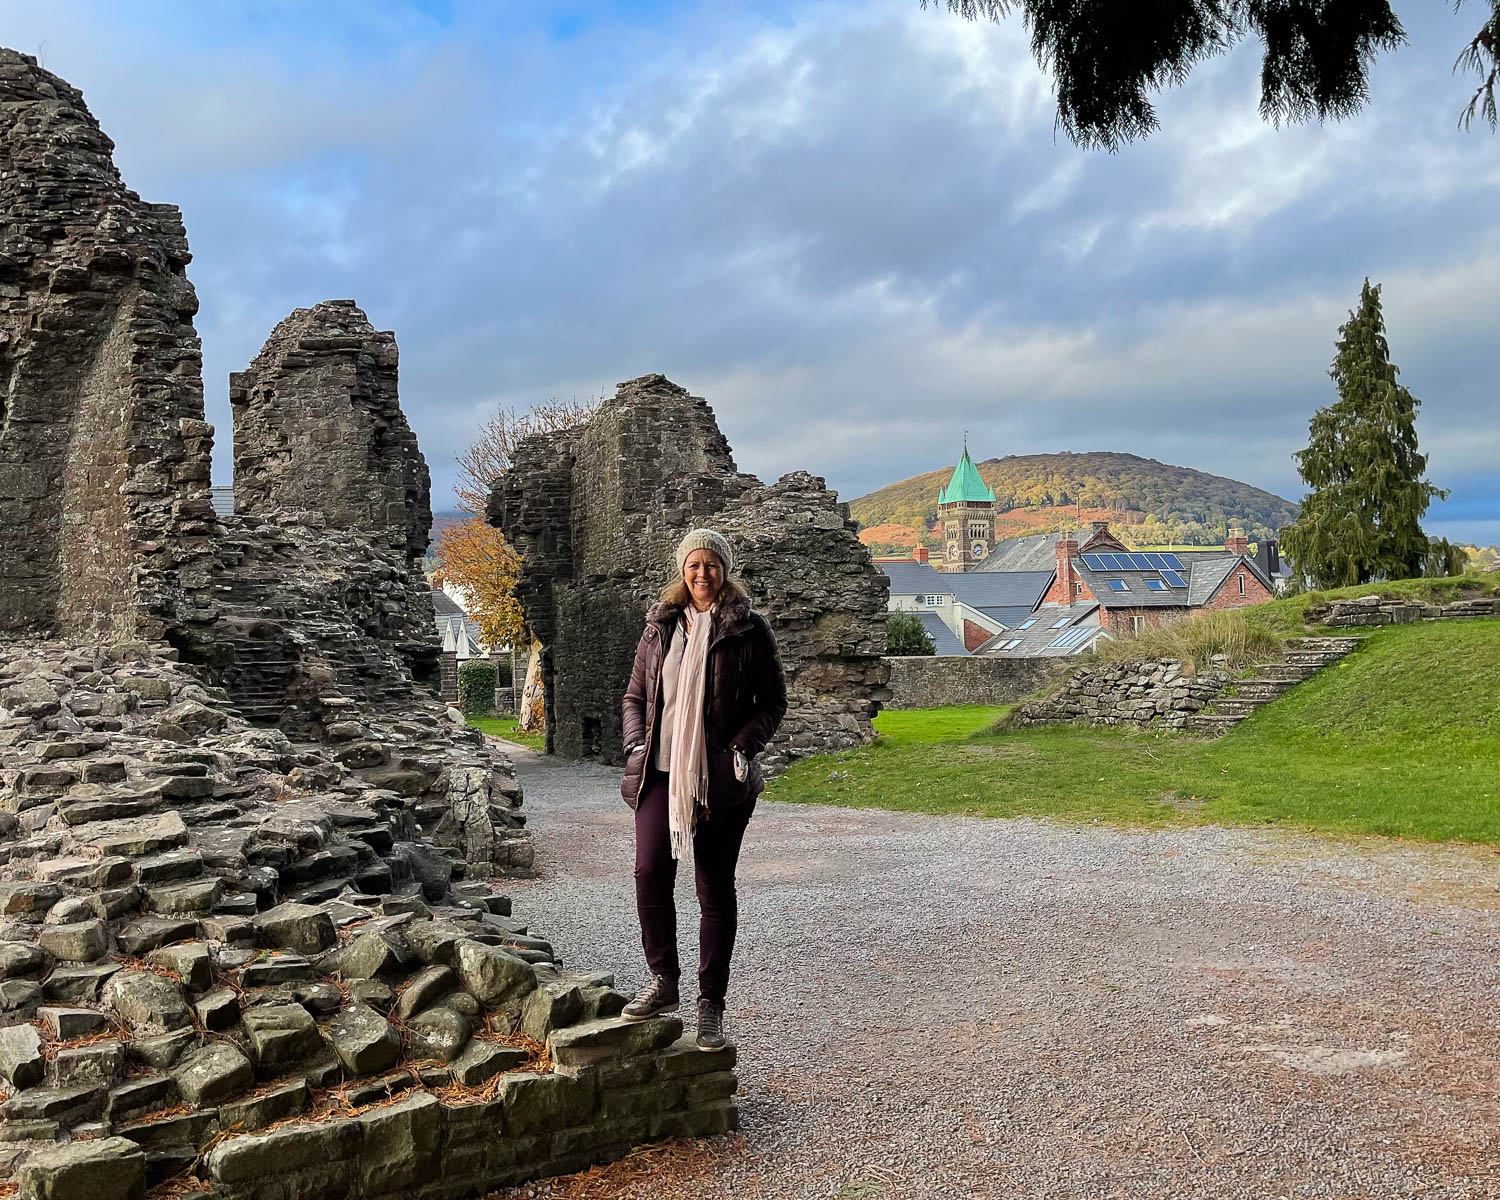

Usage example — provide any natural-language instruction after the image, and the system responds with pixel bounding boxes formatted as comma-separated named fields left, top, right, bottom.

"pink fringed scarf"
left=666, top=605, right=714, bottom=859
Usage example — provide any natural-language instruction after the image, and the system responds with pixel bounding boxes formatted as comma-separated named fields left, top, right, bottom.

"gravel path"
left=496, top=746, right=1500, bottom=1200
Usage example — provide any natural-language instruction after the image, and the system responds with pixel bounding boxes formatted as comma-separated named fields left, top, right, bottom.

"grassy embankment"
left=767, top=576, right=1500, bottom=843
left=467, top=715, right=545, bottom=751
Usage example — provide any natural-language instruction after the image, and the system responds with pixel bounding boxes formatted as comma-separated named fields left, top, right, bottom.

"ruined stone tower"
left=230, top=300, right=431, bottom=560
left=490, top=374, right=890, bottom=769
left=0, top=48, right=213, bottom=642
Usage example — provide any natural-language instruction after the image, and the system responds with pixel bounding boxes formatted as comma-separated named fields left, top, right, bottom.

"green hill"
left=849, top=451, right=1299, bottom=546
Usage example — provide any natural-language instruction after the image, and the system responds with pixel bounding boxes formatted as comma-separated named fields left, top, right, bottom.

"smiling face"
left=682, top=548, right=725, bottom=611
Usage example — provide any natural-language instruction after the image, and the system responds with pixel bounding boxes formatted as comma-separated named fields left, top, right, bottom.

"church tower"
left=936, top=438, right=995, bottom=572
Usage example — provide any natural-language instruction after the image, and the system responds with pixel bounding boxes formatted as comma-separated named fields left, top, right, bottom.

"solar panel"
left=1103, top=553, right=1125, bottom=569
left=1107, top=579, right=1129, bottom=591
left=1080, top=554, right=1106, bottom=570
left=1162, top=553, right=1184, bottom=570
left=1160, top=569, right=1186, bottom=587
left=1145, top=553, right=1171, bottom=569
left=1049, top=627, right=1094, bottom=649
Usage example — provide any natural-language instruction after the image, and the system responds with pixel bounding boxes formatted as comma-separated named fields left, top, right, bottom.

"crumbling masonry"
left=0, top=49, right=732, bottom=1199
left=489, top=374, right=890, bottom=770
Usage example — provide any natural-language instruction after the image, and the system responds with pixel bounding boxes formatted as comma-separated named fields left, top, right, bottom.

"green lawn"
left=767, top=618, right=1500, bottom=843
left=468, top=715, right=545, bottom=751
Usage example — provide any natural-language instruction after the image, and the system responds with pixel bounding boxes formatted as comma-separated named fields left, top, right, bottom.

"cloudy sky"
left=7, top=1, right=1496, bottom=541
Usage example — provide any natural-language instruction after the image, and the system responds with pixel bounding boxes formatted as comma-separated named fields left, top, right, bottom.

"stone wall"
left=0, top=50, right=213, bottom=644
left=1305, top=593, right=1499, bottom=627
left=884, top=655, right=1065, bottom=710
left=490, top=375, right=889, bottom=771
left=1009, top=659, right=1228, bottom=728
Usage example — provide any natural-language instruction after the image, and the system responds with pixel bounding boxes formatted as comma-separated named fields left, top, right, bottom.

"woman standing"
left=619, top=528, right=787, bottom=1050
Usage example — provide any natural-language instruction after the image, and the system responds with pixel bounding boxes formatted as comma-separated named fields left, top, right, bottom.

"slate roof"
left=974, top=532, right=1063, bottom=572
left=916, top=611, right=967, bottom=656
left=977, top=605, right=1106, bottom=657
left=975, top=605, right=1036, bottom=629
left=432, top=589, right=484, bottom=656
left=879, top=562, right=1052, bottom=610
left=1185, top=555, right=1272, bottom=605
left=937, top=446, right=995, bottom=505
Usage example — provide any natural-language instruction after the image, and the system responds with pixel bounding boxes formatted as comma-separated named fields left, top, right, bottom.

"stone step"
left=1208, top=698, right=1262, bottom=718
left=1184, top=714, right=1242, bottom=736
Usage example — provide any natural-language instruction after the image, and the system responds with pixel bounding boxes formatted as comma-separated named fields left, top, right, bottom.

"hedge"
left=458, top=659, right=497, bottom=717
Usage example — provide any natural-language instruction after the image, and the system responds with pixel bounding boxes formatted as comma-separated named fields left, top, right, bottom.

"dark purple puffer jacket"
left=620, top=593, right=787, bottom=810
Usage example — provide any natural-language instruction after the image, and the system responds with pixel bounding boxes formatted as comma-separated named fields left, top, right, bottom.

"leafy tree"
left=454, top=397, right=598, bottom=517
left=1280, top=279, right=1446, bottom=587
left=887, top=609, right=937, bottom=655
left=927, top=1, right=1498, bottom=149
left=433, top=518, right=526, bottom=648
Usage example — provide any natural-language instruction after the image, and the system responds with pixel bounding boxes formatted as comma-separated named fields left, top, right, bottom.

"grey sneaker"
left=696, top=997, right=727, bottom=1051
left=621, top=975, right=679, bottom=1021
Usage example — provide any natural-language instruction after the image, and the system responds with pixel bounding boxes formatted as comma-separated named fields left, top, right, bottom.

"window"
left=1018, top=619, right=1037, bottom=630
left=1002, top=639, right=1021, bottom=650
left=1107, top=579, right=1129, bottom=592
left=1073, top=581, right=1083, bottom=597
left=1145, top=578, right=1167, bottom=591
left=1238, top=574, right=1246, bottom=595
left=1051, top=617, right=1071, bottom=629
left=924, top=594, right=944, bottom=607
left=1130, top=615, right=1145, bottom=634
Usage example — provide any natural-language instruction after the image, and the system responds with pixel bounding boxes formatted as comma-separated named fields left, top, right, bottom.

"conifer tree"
left=1281, top=280, right=1446, bottom=588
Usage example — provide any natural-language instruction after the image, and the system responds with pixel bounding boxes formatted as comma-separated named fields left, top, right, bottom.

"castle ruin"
left=0, top=49, right=732, bottom=1199
left=489, top=374, right=890, bottom=770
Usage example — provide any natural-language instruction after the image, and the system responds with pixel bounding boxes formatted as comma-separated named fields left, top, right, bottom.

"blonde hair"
left=659, top=575, right=748, bottom=610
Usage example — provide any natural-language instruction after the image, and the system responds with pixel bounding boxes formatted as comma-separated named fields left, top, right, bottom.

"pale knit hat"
left=674, top=528, right=734, bottom=576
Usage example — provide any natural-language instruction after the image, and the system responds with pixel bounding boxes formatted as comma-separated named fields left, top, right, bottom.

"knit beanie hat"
left=674, top=528, right=734, bottom=576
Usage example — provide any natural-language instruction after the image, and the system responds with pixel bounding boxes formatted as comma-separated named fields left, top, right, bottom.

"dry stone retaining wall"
left=1305, top=593, right=1499, bottom=627
left=884, top=655, right=1065, bottom=710
left=490, top=374, right=890, bottom=772
left=1009, top=659, right=1228, bottom=728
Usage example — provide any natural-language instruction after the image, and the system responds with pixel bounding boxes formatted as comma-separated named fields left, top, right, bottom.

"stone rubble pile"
left=0, top=641, right=734, bottom=1198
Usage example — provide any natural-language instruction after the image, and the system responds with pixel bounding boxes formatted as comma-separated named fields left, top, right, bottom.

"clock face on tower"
left=972, top=542, right=986, bottom=559
left=947, top=542, right=960, bottom=560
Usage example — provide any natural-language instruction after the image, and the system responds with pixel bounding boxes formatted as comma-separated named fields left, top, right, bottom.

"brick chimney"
left=1055, top=531, right=1079, bottom=601
left=1225, top=526, right=1249, bottom=556
left=913, top=546, right=929, bottom=564
left=1089, top=520, right=1109, bottom=536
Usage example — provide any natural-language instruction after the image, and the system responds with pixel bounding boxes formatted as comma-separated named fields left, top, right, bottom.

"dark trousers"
left=634, top=769, right=753, bottom=1004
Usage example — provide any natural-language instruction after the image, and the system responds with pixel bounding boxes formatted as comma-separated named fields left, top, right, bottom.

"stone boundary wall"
left=883, top=655, right=1064, bottom=710
left=1009, top=659, right=1228, bottom=729
left=1305, top=593, right=1498, bottom=627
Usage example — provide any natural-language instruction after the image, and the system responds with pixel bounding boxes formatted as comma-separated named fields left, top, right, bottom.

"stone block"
left=656, top=1035, right=737, bottom=1078
left=548, top=1014, right=683, bottom=1071
left=147, top=942, right=212, bottom=991
left=327, top=1003, right=401, bottom=1075
left=395, top=963, right=455, bottom=1019
left=16, top=1135, right=145, bottom=1200
left=0, top=1023, right=45, bottom=1088
left=451, top=1039, right=527, bottom=1086
left=454, top=939, right=536, bottom=1004
left=208, top=1117, right=360, bottom=1187
left=241, top=1002, right=322, bottom=1066
left=219, top=1078, right=309, bottom=1132
left=252, top=902, right=335, bottom=954
left=173, top=1042, right=253, bottom=1105
left=495, top=1071, right=596, bottom=1136
left=106, top=970, right=190, bottom=1036
left=406, top=1005, right=470, bottom=1062
left=355, top=1091, right=442, bottom=1193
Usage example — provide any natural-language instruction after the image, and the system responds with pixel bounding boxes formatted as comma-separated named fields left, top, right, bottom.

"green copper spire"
left=938, top=439, right=995, bottom=505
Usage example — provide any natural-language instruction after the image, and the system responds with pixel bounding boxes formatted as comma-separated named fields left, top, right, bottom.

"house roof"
left=1074, top=561, right=1191, bottom=609
left=975, top=605, right=1036, bottom=629
left=976, top=605, right=1106, bottom=657
left=1185, top=554, right=1273, bottom=605
left=974, top=532, right=1062, bottom=572
left=879, top=562, right=1052, bottom=610
left=431, top=589, right=484, bottom=656
left=916, top=611, right=967, bottom=656
left=937, top=446, right=995, bottom=505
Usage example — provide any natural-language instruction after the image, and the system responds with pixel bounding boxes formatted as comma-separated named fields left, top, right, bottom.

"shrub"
left=458, top=659, right=498, bottom=717
left=886, top=610, right=935, bottom=655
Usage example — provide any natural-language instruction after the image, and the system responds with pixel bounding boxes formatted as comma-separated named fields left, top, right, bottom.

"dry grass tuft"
left=1089, top=609, right=1285, bottom=673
